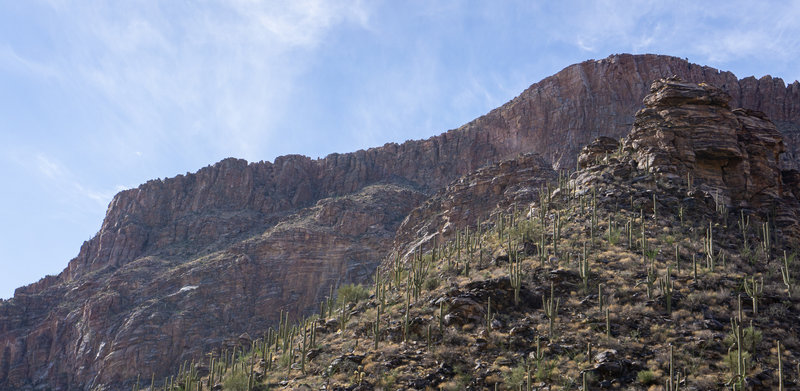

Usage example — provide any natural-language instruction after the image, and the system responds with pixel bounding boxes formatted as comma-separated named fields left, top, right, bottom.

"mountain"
left=1, top=54, right=799, bottom=390
left=152, top=77, right=800, bottom=390
left=245, top=77, right=799, bottom=390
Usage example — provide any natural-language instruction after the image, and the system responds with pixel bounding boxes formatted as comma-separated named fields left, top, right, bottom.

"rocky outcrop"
left=392, top=154, right=555, bottom=257
left=574, top=78, right=800, bottom=241
left=625, top=77, right=785, bottom=209
left=577, top=136, right=621, bottom=169
left=2, top=54, right=800, bottom=391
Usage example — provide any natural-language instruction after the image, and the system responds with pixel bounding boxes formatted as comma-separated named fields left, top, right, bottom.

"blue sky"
left=1, top=1, right=799, bottom=299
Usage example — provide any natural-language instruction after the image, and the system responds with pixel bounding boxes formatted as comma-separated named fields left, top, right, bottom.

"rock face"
left=396, top=78, right=800, bottom=278
left=392, top=153, right=556, bottom=257
left=456, top=53, right=800, bottom=172
left=625, top=77, right=785, bottom=209
left=575, top=77, right=800, bottom=240
left=577, top=136, right=621, bottom=169
left=1, top=182, right=425, bottom=390
left=1, top=54, right=799, bottom=391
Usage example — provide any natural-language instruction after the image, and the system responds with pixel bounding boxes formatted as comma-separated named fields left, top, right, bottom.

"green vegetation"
left=222, top=372, right=249, bottom=391
left=140, top=144, right=798, bottom=391
left=636, top=369, right=657, bottom=385
left=335, top=283, right=369, bottom=306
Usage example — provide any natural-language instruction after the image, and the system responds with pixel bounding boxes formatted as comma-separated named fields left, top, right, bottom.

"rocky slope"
left=391, top=153, right=557, bottom=258
left=1, top=54, right=799, bottom=390
left=193, top=78, right=800, bottom=391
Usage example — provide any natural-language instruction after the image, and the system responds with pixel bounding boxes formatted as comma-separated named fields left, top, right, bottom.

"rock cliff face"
left=574, top=77, right=800, bottom=240
left=394, top=77, right=800, bottom=273
left=633, top=78, right=800, bottom=240
left=625, top=77, right=785, bottom=209
left=1, top=54, right=799, bottom=390
left=1, top=181, right=425, bottom=389
left=391, top=153, right=556, bottom=258
left=457, top=53, right=800, bottom=172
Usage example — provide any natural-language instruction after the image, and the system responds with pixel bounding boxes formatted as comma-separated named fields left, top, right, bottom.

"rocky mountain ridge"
left=170, top=77, right=800, bottom=390
left=2, top=54, right=800, bottom=390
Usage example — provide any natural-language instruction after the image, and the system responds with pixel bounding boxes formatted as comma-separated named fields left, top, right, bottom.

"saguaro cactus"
left=659, top=266, right=674, bottom=315
left=743, top=276, right=763, bottom=316
left=778, top=340, right=784, bottom=391
left=543, top=282, right=559, bottom=340
left=486, top=296, right=492, bottom=331
left=780, top=251, right=793, bottom=297
left=579, top=255, right=590, bottom=293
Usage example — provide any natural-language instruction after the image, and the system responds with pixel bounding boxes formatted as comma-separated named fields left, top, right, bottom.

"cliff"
left=1, top=54, right=799, bottom=390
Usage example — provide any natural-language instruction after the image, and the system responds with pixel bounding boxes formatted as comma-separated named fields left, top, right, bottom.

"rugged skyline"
left=3, top=1, right=800, bottom=298
left=2, top=54, right=798, bottom=391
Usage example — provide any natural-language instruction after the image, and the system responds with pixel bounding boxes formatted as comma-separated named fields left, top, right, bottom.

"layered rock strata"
left=1, top=182, right=424, bottom=389
left=625, top=77, right=785, bottom=209
left=394, top=78, right=800, bottom=274
left=392, top=153, right=556, bottom=257
left=574, top=78, right=800, bottom=240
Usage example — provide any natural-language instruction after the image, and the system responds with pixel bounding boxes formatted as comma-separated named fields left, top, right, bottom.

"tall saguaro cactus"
left=743, top=276, right=763, bottom=316
left=543, top=281, right=559, bottom=340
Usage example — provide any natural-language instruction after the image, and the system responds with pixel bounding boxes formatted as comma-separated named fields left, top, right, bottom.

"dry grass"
left=177, top=165, right=800, bottom=391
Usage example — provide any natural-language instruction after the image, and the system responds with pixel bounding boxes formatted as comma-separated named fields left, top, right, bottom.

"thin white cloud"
left=39, top=0, right=371, bottom=164
left=240, top=0, right=369, bottom=46
left=30, top=152, right=117, bottom=211
left=575, top=38, right=595, bottom=52
left=0, top=44, right=58, bottom=78
left=34, top=153, right=65, bottom=179
left=543, top=0, right=800, bottom=82
left=74, top=183, right=115, bottom=205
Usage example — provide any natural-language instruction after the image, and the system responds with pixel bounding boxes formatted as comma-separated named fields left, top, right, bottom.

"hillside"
left=174, top=78, right=800, bottom=391
left=1, top=54, right=799, bottom=390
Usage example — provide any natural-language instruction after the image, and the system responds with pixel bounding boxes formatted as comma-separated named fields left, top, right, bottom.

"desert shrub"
left=440, top=368, right=471, bottom=391
left=223, top=371, right=249, bottom=391
left=766, top=302, right=788, bottom=318
left=441, top=328, right=468, bottom=346
left=724, top=350, right=753, bottom=374
left=424, top=276, right=440, bottom=291
left=374, top=368, right=398, bottom=390
left=724, top=326, right=762, bottom=354
left=504, top=362, right=527, bottom=389
left=278, top=351, right=292, bottom=368
left=723, top=326, right=761, bottom=376
left=637, top=369, right=657, bottom=385
left=335, top=283, right=369, bottom=306
left=533, top=359, right=558, bottom=383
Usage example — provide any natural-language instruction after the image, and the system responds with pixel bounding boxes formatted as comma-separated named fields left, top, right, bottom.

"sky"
left=1, top=1, right=799, bottom=299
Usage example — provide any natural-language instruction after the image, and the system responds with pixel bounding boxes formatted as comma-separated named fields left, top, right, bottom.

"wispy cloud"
left=552, top=0, right=800, bottom=81
left=0, top=44, right=58, bottom=78
left=38, top=0, right=371, bottom=163
left=32, top=152, right=117, bottom=211
left=34, top=153, right=65, bottom=179
left=239, top=0, right=369, bottom=46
